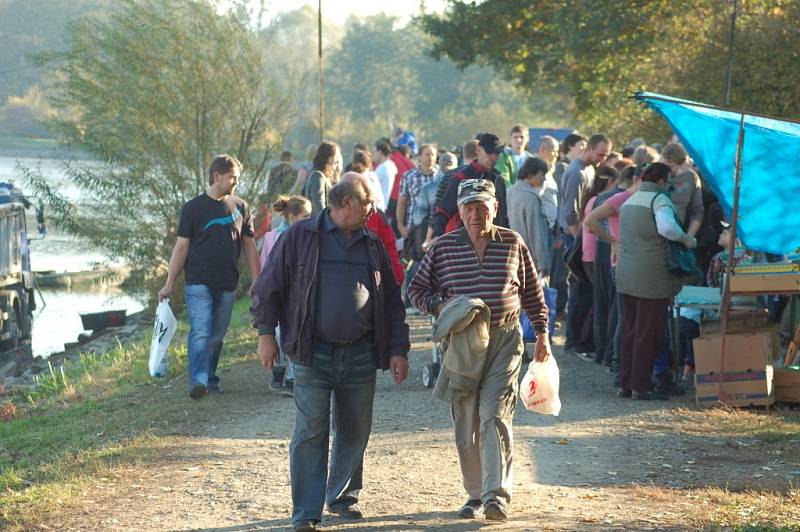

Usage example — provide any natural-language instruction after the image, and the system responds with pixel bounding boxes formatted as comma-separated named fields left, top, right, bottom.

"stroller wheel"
left=422, top=363, right=435, bottom=388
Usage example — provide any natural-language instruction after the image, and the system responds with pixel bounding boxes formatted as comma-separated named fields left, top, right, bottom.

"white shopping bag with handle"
left=520, top=355, right=561, bottom=416
left=149, top=300, right=177, bottom=378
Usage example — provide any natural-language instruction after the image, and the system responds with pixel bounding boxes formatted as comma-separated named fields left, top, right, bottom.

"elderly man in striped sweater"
left=408, top=178, right=552, bottom=522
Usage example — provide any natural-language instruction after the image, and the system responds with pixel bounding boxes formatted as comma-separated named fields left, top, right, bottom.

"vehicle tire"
left=0, top=298, right=20, bottom=351
left=17, top=290, right=32, bottom=340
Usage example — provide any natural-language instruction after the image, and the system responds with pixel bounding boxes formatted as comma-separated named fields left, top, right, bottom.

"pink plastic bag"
left=520, top=356, right=561, bottom=416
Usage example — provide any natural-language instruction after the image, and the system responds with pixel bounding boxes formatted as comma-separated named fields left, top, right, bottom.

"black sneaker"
left=189, top=383, right=207, bottom=400
left=574, top=351, right=595, bottom=363
left=483, top=498, right=508, bottom=521
left=457, top=499, right=483, bottom=519
left=270, top=367, right=286, bottom=392
left=633, top=390, right=669, bottom=401
left=282, top=379, right=294, bottom=398
left=329, top=503, right=363, bottom=519
left=655, top=373, right=686, bottom=396
left=617, top=388, right=632, bottom=398
left=207, top=383, right=223, bottom=394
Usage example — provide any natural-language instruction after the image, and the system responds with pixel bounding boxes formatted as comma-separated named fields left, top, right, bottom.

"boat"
left=79, top=309, right=127, bottom=331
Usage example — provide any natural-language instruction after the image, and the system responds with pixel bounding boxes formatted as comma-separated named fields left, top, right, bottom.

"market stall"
left=635, top=92, right=800, bottom=407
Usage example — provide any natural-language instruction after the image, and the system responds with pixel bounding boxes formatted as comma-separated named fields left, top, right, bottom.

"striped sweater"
left=408, top=226, right=548, bottom=333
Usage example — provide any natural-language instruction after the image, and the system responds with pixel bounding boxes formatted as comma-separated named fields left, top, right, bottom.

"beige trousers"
left=450, top=324, right=523, bottom=504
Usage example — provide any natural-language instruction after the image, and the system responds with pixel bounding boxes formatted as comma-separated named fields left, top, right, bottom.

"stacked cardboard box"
left=692, top=326, right=779, bottom=408
left=774, top=367, right=800, bottom=403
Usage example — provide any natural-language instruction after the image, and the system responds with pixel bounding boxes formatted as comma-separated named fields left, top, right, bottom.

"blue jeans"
left=653, top=322, right=672, bottom=376
left=290, top=343, right=377, bottom=524
left=184, top=284, right=236, bottom=389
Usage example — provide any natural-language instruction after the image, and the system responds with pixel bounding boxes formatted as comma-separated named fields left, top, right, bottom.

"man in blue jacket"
left=250, top=173, right=410, bottom=532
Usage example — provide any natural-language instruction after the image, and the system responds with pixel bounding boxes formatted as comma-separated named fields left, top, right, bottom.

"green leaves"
left=419, top=0, right=800, bottom=141
left=26, top=0, right=296, bottom=281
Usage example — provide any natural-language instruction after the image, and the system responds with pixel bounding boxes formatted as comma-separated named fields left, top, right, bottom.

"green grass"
left=0, top=298, right=257, bottom=529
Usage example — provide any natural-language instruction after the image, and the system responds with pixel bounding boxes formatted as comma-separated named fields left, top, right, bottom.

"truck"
left=0, top=183, right=38, bottom=352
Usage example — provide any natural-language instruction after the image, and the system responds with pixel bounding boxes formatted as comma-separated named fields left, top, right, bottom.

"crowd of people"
left=159, top=124, right=774, bottom=531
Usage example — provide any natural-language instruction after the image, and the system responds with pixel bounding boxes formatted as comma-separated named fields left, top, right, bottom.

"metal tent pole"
left=318, top=0, right=325, bottom=142
left=718, top=113, right=746, bottom=404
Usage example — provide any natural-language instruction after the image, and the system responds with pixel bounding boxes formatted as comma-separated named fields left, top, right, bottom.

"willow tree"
left=23, top=0, right=295, bottom=285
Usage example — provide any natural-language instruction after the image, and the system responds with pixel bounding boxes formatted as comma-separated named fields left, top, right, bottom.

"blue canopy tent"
left=636, top=92, right=800, bottom=406
left=635, top=92, right=800, bottom=255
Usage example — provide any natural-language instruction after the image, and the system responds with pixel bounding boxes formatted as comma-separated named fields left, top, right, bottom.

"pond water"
left=1, top=154, right=146, bottom=358
left=32, top=288, right=147, bottom=358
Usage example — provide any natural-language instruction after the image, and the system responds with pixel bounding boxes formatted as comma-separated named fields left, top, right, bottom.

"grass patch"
left=637, top=407, right=800, bottom=443
left=0, top=299, right=258, bottom=530
left=632, top=485, right=800, bottom=530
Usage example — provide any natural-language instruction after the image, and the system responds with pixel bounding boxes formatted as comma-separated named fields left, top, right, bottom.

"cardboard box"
left=774, top=367, right=800, bottom=403
left=728, top=272, right=800, bottom=294
left=700, top=309, right=770, bottom=336
left=694, top=366, right=774, bottom=408
left=692, top=326, right=780, bottom=375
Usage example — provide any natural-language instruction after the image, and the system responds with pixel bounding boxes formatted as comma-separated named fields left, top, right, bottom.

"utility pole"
left=724, top=0, right=738, bottom=107
left=318, top=0, right=325, bottom=142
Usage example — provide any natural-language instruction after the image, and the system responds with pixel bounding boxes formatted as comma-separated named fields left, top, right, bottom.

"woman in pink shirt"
left=583, top=165, right=639, bottom=377
left=571, top=166, right=619, bottom=363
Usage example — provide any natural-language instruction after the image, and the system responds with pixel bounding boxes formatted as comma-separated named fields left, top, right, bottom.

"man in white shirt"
left=373, top=139, right=397, bottom=211
left=535, top=135, right=561, bottom=230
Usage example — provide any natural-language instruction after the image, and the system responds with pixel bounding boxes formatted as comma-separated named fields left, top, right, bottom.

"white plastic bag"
left=520, top=355, right=561, bottom=416
left=149, top=300, right=177, bottom=378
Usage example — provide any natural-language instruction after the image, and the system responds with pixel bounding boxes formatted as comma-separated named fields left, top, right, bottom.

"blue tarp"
left=635, top=92, right=800, bottom=255
left=527, top=127, right=575, bottom=153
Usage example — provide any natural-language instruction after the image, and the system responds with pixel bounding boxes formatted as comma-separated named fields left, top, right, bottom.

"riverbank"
left=0, top=135, right=90, bottom=160
left=0, top=309, right=150, bottom=389
left=1, top=301, right=799, bottom=530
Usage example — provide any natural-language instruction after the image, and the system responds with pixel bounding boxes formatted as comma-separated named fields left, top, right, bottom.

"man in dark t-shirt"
left=159, top=154, right=260, bottom=400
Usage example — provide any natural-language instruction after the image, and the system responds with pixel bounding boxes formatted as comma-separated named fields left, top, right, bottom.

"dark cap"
left=457, top=179, right=496, bottom=205
left=476, top=133, right=504, bottom=155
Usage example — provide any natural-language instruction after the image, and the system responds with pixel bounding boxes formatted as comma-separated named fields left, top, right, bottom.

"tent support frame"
left=717, top=113, right=746, bottom=405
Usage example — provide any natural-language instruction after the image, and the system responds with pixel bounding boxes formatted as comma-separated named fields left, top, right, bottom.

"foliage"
left=0, top=86, right=55, bottom=137
left=20, top=0, right=295, bottom=287
left=419, top=0, right=800, bottom=144
left=0, top=0, right=114, bottom=103
left=255, top=5, right=346, bottom=148
left=322, top=14, right=573, bottom=150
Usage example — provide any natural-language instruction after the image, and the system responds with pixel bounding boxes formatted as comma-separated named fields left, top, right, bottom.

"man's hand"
left=398, top=224, right=409, bottom=238
left=158, top=283, right=172, bottom=302
left=534, top=332, right=552, bottom=362
left=683, top=234, right=698, bottom=249
left=257, top=335, right=280, bottom=370
left=389, top=356, right=409, bottom=385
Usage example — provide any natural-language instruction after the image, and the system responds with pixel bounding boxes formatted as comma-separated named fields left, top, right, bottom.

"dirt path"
left=46, top=315, right=799, bottom=531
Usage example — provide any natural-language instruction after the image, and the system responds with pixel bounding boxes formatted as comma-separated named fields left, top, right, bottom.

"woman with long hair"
left=304, top=141, right=342, bottom=215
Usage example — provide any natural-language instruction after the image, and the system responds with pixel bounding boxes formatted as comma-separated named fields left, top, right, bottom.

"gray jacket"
left=432, top=296, right=491, bottom=402
left=507, top=180, right=551, bottom=274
